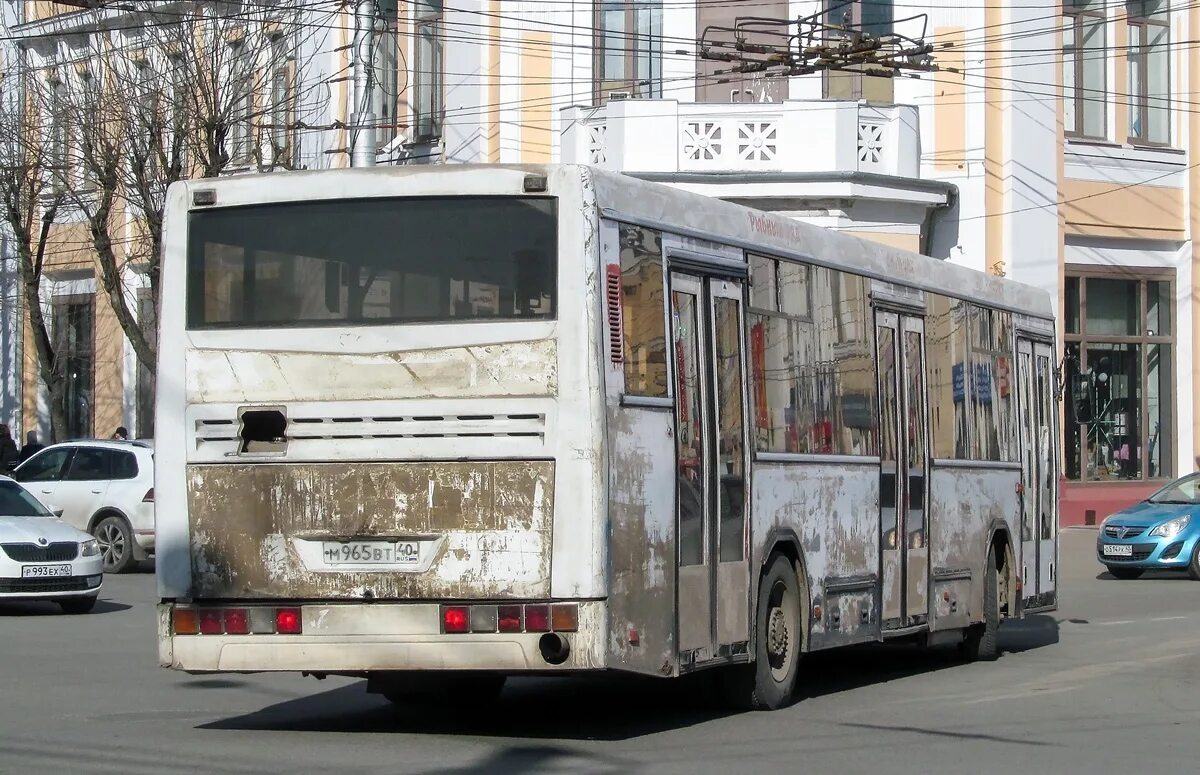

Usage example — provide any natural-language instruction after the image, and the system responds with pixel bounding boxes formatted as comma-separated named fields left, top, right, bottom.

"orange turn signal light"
left=172, top=608, right=199, bottom=635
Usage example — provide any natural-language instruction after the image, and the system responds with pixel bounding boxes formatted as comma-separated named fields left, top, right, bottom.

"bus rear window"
left=186, top=196, right=556, bottom=329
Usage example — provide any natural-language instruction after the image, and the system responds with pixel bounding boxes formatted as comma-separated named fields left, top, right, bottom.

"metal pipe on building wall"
left=351, top=0, right=377, bottom=167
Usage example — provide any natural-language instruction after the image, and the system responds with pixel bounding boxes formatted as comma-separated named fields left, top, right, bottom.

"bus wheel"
left=959, top=549, right=1000, bottom=662
left=721, top=553, right=801, bottom=711
left=375, top=672, right=506, bottom=707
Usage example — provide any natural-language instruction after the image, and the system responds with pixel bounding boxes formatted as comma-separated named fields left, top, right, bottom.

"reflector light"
left=142, top=488, right=154, bottom=503
left=524, top=604, right=550, bottom=632
left=198, top=609, right=223, bottom=635
left=551, top=604, right=579, bottom=632
left=497, top=605, right=522, bottom=633
left=442, top=606, right=470, bottom=634
left=223, top=609, right=250, bottom=635
left=471, top=605, right=498, bottom=633
left=275, top=608, right=302, bottom=634
left=172, top=608, right=199, bottom=635
left=249, top=607, right=277, bottom=634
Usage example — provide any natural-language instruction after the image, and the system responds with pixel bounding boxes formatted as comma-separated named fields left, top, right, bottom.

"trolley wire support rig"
left=697, top=1, right=955, bottom=84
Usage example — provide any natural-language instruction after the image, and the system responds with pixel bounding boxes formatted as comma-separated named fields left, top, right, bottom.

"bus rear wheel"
left=959, top=548, right=1000, bottom=662
left=720, top=553, right=801, bottom=711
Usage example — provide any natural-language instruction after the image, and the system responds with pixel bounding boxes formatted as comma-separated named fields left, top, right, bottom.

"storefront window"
left=1064, top=269, right=1174, bottom=481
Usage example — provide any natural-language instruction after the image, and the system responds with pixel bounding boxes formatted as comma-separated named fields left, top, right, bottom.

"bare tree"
left=0, top=58, right=70, bottom=439
left=45, top=1, right=326, bottom=379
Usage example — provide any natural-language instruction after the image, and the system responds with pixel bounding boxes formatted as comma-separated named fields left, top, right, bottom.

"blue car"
left=1097, top=473, right=1200, bottom=580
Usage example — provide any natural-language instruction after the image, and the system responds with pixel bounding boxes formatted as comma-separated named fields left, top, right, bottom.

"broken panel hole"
left=239, top=408, right=288, bottom=454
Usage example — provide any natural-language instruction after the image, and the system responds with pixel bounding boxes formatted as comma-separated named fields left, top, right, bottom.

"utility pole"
left=351, top=0, right=377, bottom=167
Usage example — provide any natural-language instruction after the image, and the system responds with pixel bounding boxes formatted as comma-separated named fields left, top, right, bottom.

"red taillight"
left=275, top=608, right=302, bottom=634
left=198, top=609, right=223, bottom=635
left=223, top=609, right=250, bottom=635
left=142, top=488, right=154, bottom=503
left=442, top=606, right=470, bottom=634
left=497, top=605, right=523, bottom=633
left=524, top=604, right=550, bottom=632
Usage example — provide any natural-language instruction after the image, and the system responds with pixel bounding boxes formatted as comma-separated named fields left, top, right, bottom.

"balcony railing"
left=561, top=99, right=920, bottom=179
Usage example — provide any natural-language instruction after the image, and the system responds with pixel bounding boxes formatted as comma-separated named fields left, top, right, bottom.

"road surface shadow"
left=0, top=597, right=132, bottom=616
left=201, top=616, right=1057, bottom=740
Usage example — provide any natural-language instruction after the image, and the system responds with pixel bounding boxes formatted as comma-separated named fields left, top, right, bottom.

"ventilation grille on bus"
left=606, top=263, right=623, bottom=364
left=194, top=413, right=546, bottom=443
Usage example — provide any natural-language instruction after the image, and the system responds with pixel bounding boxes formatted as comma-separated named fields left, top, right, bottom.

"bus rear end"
left=155, top=166, right=606, bottom=690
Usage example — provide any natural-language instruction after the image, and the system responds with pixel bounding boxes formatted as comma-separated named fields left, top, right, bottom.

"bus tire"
left=377, top=672, right=506, bottom=707
left=960, top=548, right=1000, bottom=662
left=721, top=553, right=801, bottom=711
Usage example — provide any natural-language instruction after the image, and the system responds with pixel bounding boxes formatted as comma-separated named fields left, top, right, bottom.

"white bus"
left=156, top=165, right=1058, bottom=710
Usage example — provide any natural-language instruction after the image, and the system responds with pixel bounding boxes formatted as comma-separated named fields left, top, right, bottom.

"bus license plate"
left=1102, top=544, right=1133, bottom=557
left=322, top=541, right=420, bottom=566
left=22, top=564, right=72, bottom=578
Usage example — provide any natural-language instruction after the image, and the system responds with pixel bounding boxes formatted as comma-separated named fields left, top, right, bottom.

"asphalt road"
left=2, top=528, right=1198, bottom=774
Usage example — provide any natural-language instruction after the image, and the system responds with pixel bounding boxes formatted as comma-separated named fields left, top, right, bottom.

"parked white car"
left=0, top=477, right=104, bottom=613
left=11, top=441, right=155, bottom=573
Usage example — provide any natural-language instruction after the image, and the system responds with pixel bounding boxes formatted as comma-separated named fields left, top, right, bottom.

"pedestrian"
left=112, top=426, right=129, bottom=441
left=0, top=425, right=17, bottom=471
left=18, top=431, right=44, bottom=464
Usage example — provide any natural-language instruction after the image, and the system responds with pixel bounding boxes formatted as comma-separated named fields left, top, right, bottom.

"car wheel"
left=960, top=548, right=1000, bottom=662
left=1188, top=545, right=1200, bottom=581
left=1108, top=567, right=1144, bottom=580
left=718, top=553, right=802, bottom=710
left=94, top=515, right=134, bottom=574
left=59, top=596, right=97, bottom=615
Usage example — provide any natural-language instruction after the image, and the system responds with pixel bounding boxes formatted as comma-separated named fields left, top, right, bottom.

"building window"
left=1064, top=269, right=1175, bottom=482
left=53, top=295, right=94, bottom=440
left=748, top=255, right=877, bottom=456
left=48, top=75, right=68, bottom=186
left=1128, top=0, right=1170, bottom=145
left=823, top=0, right=893, bottom=102
left=269, top=35, right=294, bottom=167
left=413, top=0, right=443, bottom=141
left=1063, top=0, right=1106, bottom=139
left=77, top=67, right=100, bottom=188
left=594, top=2, right=662, bottom=102
left=617, top=224, right=667, bottom=396
left=227, top=39, right=255, bottom=165
left=377, top=2, right=403, bottom=144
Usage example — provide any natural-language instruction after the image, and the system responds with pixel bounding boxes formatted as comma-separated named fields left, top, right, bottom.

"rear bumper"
left=157, top=601, right=606, bottom=673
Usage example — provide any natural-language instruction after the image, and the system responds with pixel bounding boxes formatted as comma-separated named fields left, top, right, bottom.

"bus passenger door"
left=876, top=311, right=930, bottom=629
left=671, top=272, right=751, bottom=666
left=1018, top=339, right=1058, bottom=610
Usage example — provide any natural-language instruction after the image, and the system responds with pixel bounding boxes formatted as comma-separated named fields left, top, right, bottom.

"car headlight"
left=80, top=539, right=100, bottom=557
left=1150, top=515, right=1190, bottom=540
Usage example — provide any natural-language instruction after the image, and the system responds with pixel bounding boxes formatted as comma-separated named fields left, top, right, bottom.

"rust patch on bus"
left=187, top=461, right=553, bottom=600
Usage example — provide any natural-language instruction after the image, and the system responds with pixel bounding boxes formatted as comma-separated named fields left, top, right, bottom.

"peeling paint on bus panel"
left=186, top=461, right=556, bottom=600
left=928, top=466, right=1021, bottom=628
left=750, top=461, right=881, bottom=651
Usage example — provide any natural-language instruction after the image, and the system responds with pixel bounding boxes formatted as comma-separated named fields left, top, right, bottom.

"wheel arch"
left=757, top=528, right=812, bottom=653
left=984, top=519, right=1017, bottom=618
left=87, top=508, right=132, bottom=535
